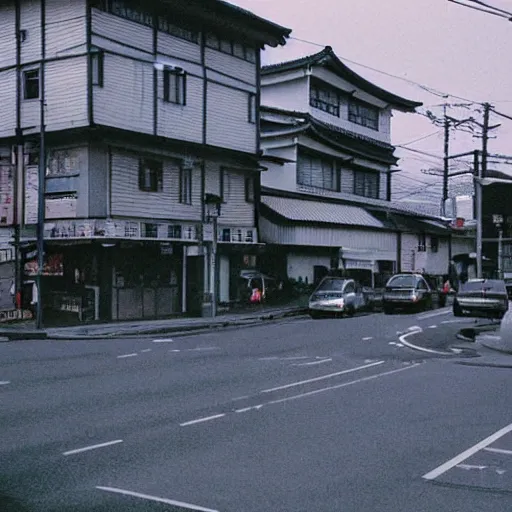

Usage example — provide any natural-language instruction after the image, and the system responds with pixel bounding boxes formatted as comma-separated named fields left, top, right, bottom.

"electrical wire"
left=396, top=130, right=442, bottom=146
left=288, top=36, right=480, bottom=104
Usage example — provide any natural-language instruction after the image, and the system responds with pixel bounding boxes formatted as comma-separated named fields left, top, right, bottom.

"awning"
left=261, top=195, right=386, bottom=229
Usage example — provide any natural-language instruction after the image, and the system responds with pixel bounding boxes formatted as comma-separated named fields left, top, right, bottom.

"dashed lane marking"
left=179, top=414, right=226, bottom=427
left=116, top=353, right=138, bottom=359
left=428, top=325, right=437, bottom=329
left=0, top=381, right=10, bottom=385
left=362, top=336, right=373, bottom=341
left=293, top=358, right=332, bottom=367
left=260, top=360, right=385, bottom=394
left=63, top=439, right=123, bottom=456
left=140, top=349, right=152, bottom=353
left=152, top=338, right=175, bottom=343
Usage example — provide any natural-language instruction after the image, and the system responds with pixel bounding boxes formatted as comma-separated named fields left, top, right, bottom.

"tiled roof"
left=262, top=46, right=422, bottom=111
left=261, top=195, right=386, bottom=228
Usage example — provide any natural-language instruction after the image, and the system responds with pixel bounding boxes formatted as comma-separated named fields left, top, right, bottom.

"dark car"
left=382, top=273, right=442, bottom=314
left=453, top=278, right=509, bottom=319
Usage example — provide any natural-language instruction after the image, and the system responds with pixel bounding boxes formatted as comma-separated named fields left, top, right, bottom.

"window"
left=91, top=51, right=104, bottom=87
left=144, top=223, right=158, bottom=238
left=163, top=69, right=186, bottom=105
left=157, top=15, right=198, bottom=43
left=168, top=224, right=182, bottom=238
left=310, top=80, right=340, bottom=117
left=348, top=100, right=379, bottom=130
left=248, top=93, right=256, bottom=123
left=353, top=170, right=379, bottom=199
left=245, top=177, right=254, bottom=203
left=297, top=152, right=339, bottom=191
left=139, top=159, right=163, bottom=192
left=23, top=69, right=39, bottom=100
left=418, top=233, right=426, bottom=252
left=205, top=32, right=257, bottom=63
left=46, top=148, right=81, bottom=176
left=430, top=236, right=439, bottom=253
left=180, top=166, right=192, bottom=205
left=344, top=282, right=355, bottom=294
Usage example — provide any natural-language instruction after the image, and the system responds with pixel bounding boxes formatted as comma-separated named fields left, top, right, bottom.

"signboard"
left=0, top=309, right=33, bottom=323
left=24, top=165, right=39, bottom=225
left=0, top=164, right=14, bottom=225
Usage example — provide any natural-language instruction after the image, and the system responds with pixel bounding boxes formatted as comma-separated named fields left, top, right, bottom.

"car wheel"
left=347, top=305, right=356, bottom=317
left=453, top=300, right=463, bottom=317
left=309, top=310, right=321, bottom=320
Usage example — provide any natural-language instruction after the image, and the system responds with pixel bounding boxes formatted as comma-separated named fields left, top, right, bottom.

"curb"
left=479, top=341, right=512, bottom=356
left=2, top=308, right=309, bottom=341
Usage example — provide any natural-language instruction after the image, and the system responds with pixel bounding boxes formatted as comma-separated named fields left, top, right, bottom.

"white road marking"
left=0, top=381, right=10, bottom=385
left=450, top=348, right=463, bottom=354
left=185, top=347, right=219, bottom=352
left=170, top=349, right=181, bottom=352
left=266, top=364, right=421, bottom=406
left=456, top=464, right=487, bottom=470
left=282, top=356, right=310, bottom=360
left=399, top=328, right=454, bottom=356
left=484, top=447, right=512, bottom=455
left=96, top=486, right=219, bottom=512
left=117, top=353, right=138, bottom=359
left=63, top=439, right=123, bottom=456
left=140, top=349, right=152, bottom=353
left=417, top=308, right=451, bottom=320
left=232, top=395, right=250, bottom=401
left=235, top=405, right=263, bottom=413
left=179, top=413, right=226, bottom=427
left=362, top=336, right=373, bottom=341
left=428, top=325, right=437, bottom=329
left=395, top=343, right=404, bottom=347
left=408, top=325, right=421, bottom=331
left=423, top=422, right=512, bottom=480
left=260, top=360, right=385, bottom=394
left=293, top=358, right=332, bottom=367
left=441, top=319, right=468, bottom=324
left=152, top=338, right=174, bottom=343
left=259, top=357, right=279, bottom=360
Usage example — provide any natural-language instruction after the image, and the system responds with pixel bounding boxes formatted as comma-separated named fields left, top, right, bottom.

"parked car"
left=308, top=277, right=369, bottom=318
left=382, top=273, right=443, bottom=314
left=453, top=278, right=509, bottom=319
left=237, top=270, right=283, bottom=304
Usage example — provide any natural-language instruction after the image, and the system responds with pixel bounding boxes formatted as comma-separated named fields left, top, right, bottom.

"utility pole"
left=442, top=104, right=450, bottom=217
left=36, top=0, right=46, bottom=329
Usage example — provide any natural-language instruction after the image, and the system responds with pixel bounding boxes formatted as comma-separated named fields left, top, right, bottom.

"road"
left=1, top=307, right=512, bottom=511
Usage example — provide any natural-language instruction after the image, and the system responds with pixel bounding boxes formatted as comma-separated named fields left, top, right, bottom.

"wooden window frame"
left=353, top=169, right=379, bottom=199
left=348, top=99, right=379, bottom=131
left=23, top=68, right=40, bottom=100
left=163, top=69, right=186, bottom=105
left=138, top=158, right=163, bottom=192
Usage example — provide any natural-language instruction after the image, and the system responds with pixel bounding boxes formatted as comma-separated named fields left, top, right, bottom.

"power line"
left=287, top=36, right=479, bottom=104
left=397, top=130, right=442, bottom=146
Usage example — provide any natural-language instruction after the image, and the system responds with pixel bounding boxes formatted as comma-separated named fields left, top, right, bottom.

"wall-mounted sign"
left=24, top=165, right=39, bottom=225
left=0, top=164, right=14, bottom=226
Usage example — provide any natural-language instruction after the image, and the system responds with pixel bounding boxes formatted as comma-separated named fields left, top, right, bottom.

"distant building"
left=257, top=46, right=473, bottom=286
left=0, top=0, right=290, bottom=320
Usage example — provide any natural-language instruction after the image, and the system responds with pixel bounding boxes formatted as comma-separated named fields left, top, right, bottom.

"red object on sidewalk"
left=15, top=291, right=21, bottom=309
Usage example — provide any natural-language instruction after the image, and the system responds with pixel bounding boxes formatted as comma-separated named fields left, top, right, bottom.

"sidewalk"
left=0, top=297, right=309, bottom=341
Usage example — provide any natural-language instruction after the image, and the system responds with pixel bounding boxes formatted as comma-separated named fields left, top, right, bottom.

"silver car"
left=453, top=278, right=509, bottom=319
left=309, top=277, right=367, bottom=319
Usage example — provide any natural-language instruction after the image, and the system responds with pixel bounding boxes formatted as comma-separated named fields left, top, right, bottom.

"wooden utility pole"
left=442, top=104, right=450, bottom=217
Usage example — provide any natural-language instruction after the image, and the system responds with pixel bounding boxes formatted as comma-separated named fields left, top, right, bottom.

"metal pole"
left=475, top=150, right=483, bottom=278
left=211, top=215, right=217, bottom=318
left=442, top=104, right=449, bottom=217
left=498, top=227, right=503, bottom=279
left=36, top=0, right=46, bottom=329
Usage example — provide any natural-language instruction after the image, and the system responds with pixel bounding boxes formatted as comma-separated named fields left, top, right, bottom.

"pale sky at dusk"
left=230, top=0, right=512, bottom=203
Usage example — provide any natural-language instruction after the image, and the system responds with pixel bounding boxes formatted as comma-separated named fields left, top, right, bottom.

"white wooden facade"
left=0, top=0, right=290, bottom=319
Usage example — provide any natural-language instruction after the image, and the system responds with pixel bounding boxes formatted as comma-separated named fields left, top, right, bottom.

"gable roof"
left=261, top=107, right=397, bottom=165
left=262, top=46, right=422, bottom=111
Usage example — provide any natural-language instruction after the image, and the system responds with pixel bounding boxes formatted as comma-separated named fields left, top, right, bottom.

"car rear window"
left=387, top=275, right=419, bottom=288
left=461, top=280, right=506, bottom=292
left=317, top=279, right=347, bottom=291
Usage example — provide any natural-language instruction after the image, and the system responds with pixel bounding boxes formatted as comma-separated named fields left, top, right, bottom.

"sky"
left=229, top=0, right=512, bottom=207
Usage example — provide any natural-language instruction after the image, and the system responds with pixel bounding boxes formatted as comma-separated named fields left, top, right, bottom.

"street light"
left=204, top=193, right=222, bottom=318
left=492, top=213, right=504, bottom=279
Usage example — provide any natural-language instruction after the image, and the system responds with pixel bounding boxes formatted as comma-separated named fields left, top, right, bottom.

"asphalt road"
left=1, top=307, right=512, bottom=512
